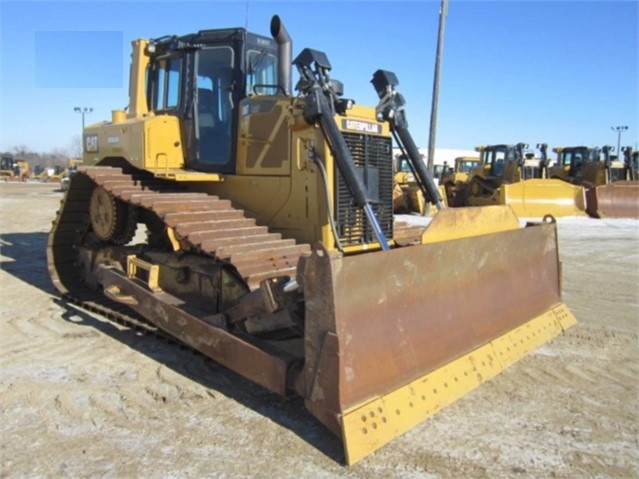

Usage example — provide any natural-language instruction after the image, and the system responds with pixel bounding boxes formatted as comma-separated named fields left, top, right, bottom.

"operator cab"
left=557, top=147, right=599, bottom=179
left=145, top=27, right=281, bottom=173
left=456, top=158, right=480, bottom=173
left=0, top=157, right=15, bottom=172
left=479, top=145, right=517, bottom=177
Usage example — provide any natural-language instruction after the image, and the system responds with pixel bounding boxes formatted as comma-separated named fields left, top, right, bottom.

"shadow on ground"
left=0, top=231, right=344, bottom=465
left=1, top=232, right=56, bottom=294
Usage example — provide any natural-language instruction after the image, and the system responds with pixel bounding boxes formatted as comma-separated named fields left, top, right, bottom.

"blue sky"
left=1, top=0, right=637, bottom=155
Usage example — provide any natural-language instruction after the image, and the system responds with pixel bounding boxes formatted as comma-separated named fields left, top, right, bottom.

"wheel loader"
left=460, top=143, right=587, bottom=218
left=47, top=16, right=577, bottom=465
left=550, top=145, right=639, bottom=218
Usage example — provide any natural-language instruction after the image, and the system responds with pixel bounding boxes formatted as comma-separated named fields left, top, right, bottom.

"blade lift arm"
left=293, top=48, right=390, bottom=251
left=372, top=70, right=444, bottom=211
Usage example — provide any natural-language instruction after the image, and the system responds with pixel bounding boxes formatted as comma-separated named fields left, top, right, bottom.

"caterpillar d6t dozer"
left=392, top=154, right=448, bottom=215
left=550, top=145, right=638, bottom=218
left=47, top=16, right=577, bottom=464
left=439, top=155, right=480, bottom=206
left=462, top=143, right=586, bottom=218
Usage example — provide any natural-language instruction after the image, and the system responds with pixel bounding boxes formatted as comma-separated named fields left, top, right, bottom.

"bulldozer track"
left=47, top=165, right=314, bottom=336
left=48, top=165, right=426, bottom=337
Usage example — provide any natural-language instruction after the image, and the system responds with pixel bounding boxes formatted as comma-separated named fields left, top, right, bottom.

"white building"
left=392, top=148, right=478, bottom=166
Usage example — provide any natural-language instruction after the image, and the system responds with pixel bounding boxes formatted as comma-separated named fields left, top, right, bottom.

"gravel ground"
left=1, top=181, right=637, bottom=478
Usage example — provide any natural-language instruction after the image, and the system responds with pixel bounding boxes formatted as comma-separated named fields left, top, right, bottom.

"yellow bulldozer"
left=392, top=153, right=448, bottom=215
left=48, top=16, right=577, bottom=464
left=628, top=148, right=639, bottom=181
left=550, top=145, right=639, bottom=218
left=34, top=164, right=68, bottom=183
left=60, top=158, right=84, bottom=191
left=439, top=155, right=480, bottom=206
left=459, top=143, right=586, bottom=218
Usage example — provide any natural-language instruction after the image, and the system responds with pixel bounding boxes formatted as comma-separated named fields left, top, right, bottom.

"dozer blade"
left=501, top=179, right=587, bottom=218
left=403, top=184, right=448, bottom=215
left=586, top=181, right=639, bottom=218
left=298, top=206, right=576, bottom=464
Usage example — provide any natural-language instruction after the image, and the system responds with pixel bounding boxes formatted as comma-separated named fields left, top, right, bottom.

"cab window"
left=246, top=50, right=278, bottom=95
left=153, top=57, right=181, bottom=111
left=195, top=46, right=235, bottom=167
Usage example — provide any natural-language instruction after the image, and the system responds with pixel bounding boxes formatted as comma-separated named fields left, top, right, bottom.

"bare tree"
left=12, top=145, right=31, bottom=158
left=68, top=135, right=82, bottom=158
left=44, top=148, right=70, bottom=168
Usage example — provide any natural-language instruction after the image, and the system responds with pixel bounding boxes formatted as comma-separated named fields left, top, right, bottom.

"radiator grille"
left=335, top=133, right=393, bottom=247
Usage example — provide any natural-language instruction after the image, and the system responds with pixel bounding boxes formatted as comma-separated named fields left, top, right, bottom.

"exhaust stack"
left=270, top=15, right=292, bottom=95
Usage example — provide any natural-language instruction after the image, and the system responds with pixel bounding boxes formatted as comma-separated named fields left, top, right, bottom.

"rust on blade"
left=587, top=181, right=639, bottom=218
left=300, top=221, right=562, bottom=429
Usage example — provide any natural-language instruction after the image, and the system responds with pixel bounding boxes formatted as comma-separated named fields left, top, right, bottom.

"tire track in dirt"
left=2, top=184, right=638, bottom=479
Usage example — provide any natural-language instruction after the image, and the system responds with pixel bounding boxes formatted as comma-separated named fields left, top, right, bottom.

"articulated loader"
left=47, top=16, right=576, bottom=464
left=461, top=143, right=586, bottom=218
left=550, top=146, right=639, bottom=218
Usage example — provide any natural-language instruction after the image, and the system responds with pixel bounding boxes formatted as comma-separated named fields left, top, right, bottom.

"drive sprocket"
left=89, top=185, right=137, bottom=244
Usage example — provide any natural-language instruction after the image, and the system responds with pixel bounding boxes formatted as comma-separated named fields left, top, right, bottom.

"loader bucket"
left=501, top=179, right=587, bottom=218
left=298, top=206, right=576, bottom=464
left=586, top=181, right=639, bottom=218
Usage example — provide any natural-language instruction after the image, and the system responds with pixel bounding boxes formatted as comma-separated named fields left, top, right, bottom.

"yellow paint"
left=128, top=39, right=150, bottom=118
left=421, top=205, right=520, bottom=244
left=127, top=255, right=161, bottom=292
left=340, top=302, right=577, bottom=465
left=501, top=180, right=587, bottom=218
left=152, top=170, right=225, bottom=182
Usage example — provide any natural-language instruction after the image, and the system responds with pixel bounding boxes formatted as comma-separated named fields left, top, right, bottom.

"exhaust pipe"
left=270, top=15, right=292, bottom=95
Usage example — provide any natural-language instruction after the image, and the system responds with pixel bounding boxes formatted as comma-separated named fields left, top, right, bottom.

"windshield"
left=246, top=50, right=278, bottom=95
left=397, top=156, right=412, bottom=172
left=560, top=149, right=589, bottom=177
left=1, top=157, right=14, bottom=170
left=482, top=147, right=512, bottom=176
left=459, top=160, right=479, bottom=173
left=561, top=148, right=595, bottom=166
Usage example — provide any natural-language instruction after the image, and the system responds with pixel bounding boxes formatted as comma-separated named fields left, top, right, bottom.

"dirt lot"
left=1, top=181, right=637, bottom=478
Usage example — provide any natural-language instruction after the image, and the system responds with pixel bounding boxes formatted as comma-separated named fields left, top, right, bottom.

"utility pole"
left=427, top=0, right=449, bottom=174
left=611, top=126, right=628, bottom=159
left=74, top=106, right=94, bottom=134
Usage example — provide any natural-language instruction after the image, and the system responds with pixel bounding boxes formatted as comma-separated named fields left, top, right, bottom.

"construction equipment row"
left=396, top=143, right=638, bottom=219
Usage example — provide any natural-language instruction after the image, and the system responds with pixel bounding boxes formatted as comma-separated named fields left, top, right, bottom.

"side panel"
left=207, top=96, right=328, bottom=245
left=81, top=116, right=183, bottom=171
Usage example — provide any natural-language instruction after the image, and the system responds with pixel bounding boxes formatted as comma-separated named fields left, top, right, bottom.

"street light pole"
left=611, top=125, right=628, bottom=158
left=427, top=0, right=449, bottom=175
left=74, top=106, right=94, bottom=134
